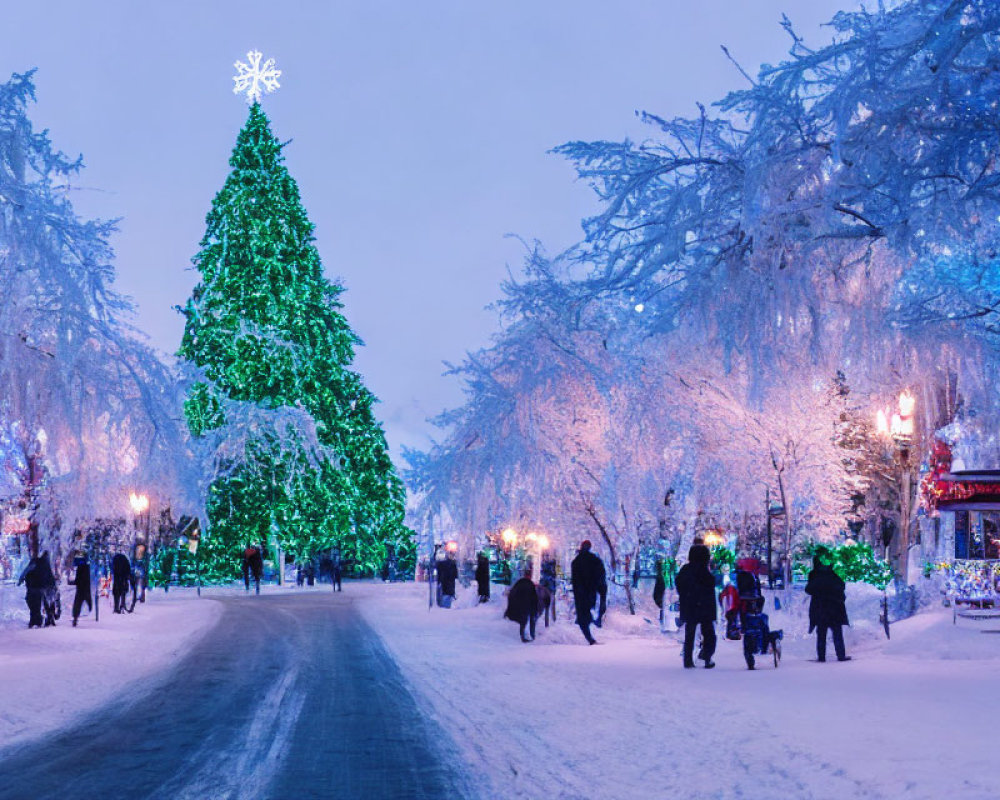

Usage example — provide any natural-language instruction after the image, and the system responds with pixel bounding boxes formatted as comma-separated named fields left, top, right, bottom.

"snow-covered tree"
left=410, top=0, right=1000, bottom=581
left=179, top=102, right=412, bottom=579
left=0, top=71, right=190, bottom=561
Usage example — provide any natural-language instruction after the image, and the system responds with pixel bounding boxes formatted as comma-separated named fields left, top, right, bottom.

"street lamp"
left=129, top=492, right=150, bottom=602
left=703, top=529, right=724, bottom=547
left=876, top=390, right=917, bottom=580
left=501, top=528, right=518, bottom=548
left=128, top=492, right=149, bottom=515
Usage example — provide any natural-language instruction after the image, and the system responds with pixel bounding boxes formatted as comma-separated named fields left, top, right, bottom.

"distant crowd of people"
left=432, top=537, right=851, bottom=666
left=16, top=547, right=143, bottom=628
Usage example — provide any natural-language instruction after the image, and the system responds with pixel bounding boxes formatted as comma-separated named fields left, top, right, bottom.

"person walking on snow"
left=475, top=553, right=491, bottom=603
left=111, top=553, right=132, bottom=614
left=504, top=569, right=539, bottom=642
left=17, top=555, right=44, bottom=628
left=67, top=551, right=92, bottom=627
left=676, top=544, right=717, bottom=668
left=571, top=540, right=607, bottom=645
left=243, top=544, right=263, bottom=594
left=806, top=555, right=851, bottom=662
left=435, top=551, right=458, bottom=608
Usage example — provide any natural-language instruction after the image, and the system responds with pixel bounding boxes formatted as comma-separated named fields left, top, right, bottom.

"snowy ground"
left=0, top=583, right=221, bottom=749
left=355, top=581, right=1000, bottom=800
left=4, top=579, right=999, bottom=799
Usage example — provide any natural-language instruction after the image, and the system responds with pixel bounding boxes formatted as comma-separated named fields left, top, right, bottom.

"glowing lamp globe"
left=129, top=492, right=150, bottom=514
left=898, top=391, right=916, bottom=418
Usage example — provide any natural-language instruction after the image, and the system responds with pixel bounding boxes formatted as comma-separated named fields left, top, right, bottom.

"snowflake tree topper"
left=232, top=50, right=281, bottom=104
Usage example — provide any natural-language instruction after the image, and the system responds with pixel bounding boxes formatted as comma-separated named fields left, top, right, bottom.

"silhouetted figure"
left=436, top=554, right=458, bottom=608
left=676, top=545, right=717, bottom=668
left=111, top=553, right=132, bottom=614
left=505, top=571, right=539, bottom=642
left=571, top=540, right=607, bottom=645
left=806, top=555, right=851, bottom=662
left=243, top=544, right=263, bottom=594
left=34, top=551, right=59, bottom=627
left=18, top=556, right=44, bottom=628
left=68, top=552, right=92, bottom=627
left=331, top=549, right=343, bottom=592
left=475, top=554, right=491, bottom=603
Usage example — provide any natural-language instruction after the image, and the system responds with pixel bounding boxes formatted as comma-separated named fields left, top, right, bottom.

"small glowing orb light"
left=703, top=529, right=724, bottom=546
left=501, top=528, right=518, bottom=547
left=445, top=540, right=458, bottom=553
left=538, top=535, right=550, bottom=551
left=129, top=492, right=150, bottom=514
left=634, top=303, right=645, bottom=313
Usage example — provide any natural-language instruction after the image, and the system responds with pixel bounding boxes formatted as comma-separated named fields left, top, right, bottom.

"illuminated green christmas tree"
left=179, top=102, right=413, bottom=580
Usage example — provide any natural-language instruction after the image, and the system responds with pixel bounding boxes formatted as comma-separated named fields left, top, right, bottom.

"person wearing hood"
left=805, top=555, right=851, bottom=662
left=67, top=551, right=92, bottom=627
left=504, top=569, right=539, bottom=642
left=676, top=544, right=717, bottom=668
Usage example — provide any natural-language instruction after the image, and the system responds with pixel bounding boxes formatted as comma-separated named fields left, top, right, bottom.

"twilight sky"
left=1, top=0, right=850, bottom=460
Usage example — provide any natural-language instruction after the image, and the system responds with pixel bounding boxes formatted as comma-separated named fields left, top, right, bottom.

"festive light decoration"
left=178, top=99, right=412, bottom=581
left=232, top=50, right=281, bottom=104
left=796, top=541, right=892, bottom=590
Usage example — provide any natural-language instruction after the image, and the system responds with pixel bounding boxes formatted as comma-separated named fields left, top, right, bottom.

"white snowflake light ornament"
left=232, top=50, right=281, bottom=104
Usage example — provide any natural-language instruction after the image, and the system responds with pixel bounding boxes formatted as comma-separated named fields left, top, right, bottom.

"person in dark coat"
left=571, top=540, right=607, bottom=645
left=436, top=553, right=458, bottom=608
left=243, top=544, right=263, bottom=594
left=806, top=555, right=851, bottom=662
left=676, top=544, right=717, bottom=668
left=652, top=559, right=666, bottom=610
left=17, top=556, right=44, bottom=628
left=111, top=553, right=132, bottom=614
left=475, top=554, right=491, bottom=603
left=331, top=549, right=343, bottom=592
left=67, top=552, right=92, bottom=627
left=504, top=570, right=539, bottom=642
left=35, top=551, right=59, bottom=627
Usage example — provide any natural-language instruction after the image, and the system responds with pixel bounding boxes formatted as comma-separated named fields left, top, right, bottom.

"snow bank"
left=0, top=585, right=221, bottom=750
left=356, top=581, right=1000, bottom=800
